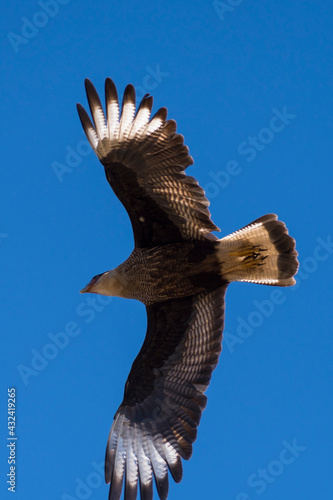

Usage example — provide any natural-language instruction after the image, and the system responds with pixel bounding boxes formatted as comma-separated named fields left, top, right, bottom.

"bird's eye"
left=92, top=274, right=102, bottom=284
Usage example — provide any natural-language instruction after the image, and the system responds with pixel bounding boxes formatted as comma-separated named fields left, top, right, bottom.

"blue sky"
left=1, top=1, right=332, bottom=499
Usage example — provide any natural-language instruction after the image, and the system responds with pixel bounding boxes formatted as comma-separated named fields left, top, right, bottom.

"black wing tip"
left=105, top=76, right=116, bottom=87
left=159, top=106, right=168, bottom=119
left=84, top=79, right=105, bottom=109
left=105, top=78, right=119, bottom=109
left=124, top=83, right=135, bottom=94
left=134, top=94, right=153, bottom=119
left=122, top=83, right=136, bottom=106
left=139, top=480, right=153, bottom=500
left=85, top=79, right=102, bottom=102
left=154, top=474, right=169, bottom=500
left=84, top=78, right=96, bottom=93
left=152, top=106, right=168, bottom=122
left=105, top=450, right=114, bottom=484
left=168, top=457, right=183, bottom=484
left=76, top=102, right=87, bottom=125
left=124, top=482, right=138, bottom=500
left=105, top=77, right=118, bottom=94
left=76, top=102, right=93, bottom=130
left=142, top=94, right=153, bottom=107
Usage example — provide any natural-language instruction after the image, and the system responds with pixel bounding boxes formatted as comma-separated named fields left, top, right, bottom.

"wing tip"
left=84, top=77, right=96, bottom=94
left=105, top=77, right=119, bottom=101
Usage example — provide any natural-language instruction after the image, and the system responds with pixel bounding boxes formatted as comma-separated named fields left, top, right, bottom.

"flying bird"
left=77, top=78, right=298, bottom=500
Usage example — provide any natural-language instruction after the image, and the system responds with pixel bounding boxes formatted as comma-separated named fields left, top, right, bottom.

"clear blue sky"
left=1, top=1, right=332, bottom=499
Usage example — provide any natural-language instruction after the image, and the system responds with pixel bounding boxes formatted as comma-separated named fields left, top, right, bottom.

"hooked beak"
left=80, top=284, right=91, bottom=294
left=80, top=274, right=100, bottom=294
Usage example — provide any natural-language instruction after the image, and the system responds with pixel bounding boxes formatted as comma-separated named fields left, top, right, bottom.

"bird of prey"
left=77, top=78, right=298, bottom=500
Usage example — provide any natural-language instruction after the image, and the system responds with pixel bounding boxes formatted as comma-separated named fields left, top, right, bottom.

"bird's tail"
left=217, top=214, right=298, bottom=286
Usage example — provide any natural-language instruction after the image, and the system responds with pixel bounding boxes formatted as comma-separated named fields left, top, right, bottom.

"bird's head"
left=80, top=269, right=127, bottom=297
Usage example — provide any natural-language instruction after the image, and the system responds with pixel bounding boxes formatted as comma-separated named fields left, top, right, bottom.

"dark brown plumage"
left=76, top=78, right=299, bottom=500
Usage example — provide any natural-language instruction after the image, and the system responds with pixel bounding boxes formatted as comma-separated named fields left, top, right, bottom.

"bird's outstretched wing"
left=77, top=79, right=220, bottom=248
left=105, top=285, right=227, bottom=500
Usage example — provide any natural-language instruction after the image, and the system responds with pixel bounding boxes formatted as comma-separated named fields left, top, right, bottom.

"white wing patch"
left=78, top=79, right=157, bottom=161
left=106, top=414, right=178, bottom=500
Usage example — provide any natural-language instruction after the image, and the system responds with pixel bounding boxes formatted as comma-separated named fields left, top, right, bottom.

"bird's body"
left=90, top=240, right=221, bottom=304
left=76, top=78, right=299, bottom=500
left=82, top=217, right=296, bottom=305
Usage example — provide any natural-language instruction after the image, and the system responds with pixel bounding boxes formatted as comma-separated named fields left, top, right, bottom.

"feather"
left=84, top=79, right=107, bottom=140
left=105, top=78, right=120, bottom=142
left=119, top=84, right=136, bottom=141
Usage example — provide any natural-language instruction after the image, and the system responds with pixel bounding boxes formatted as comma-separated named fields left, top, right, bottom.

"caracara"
left=76, top=78, right=298, bottom=500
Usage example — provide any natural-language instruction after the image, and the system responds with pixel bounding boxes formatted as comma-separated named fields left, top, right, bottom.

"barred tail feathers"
left=219, top=214, right=298, bottom=286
